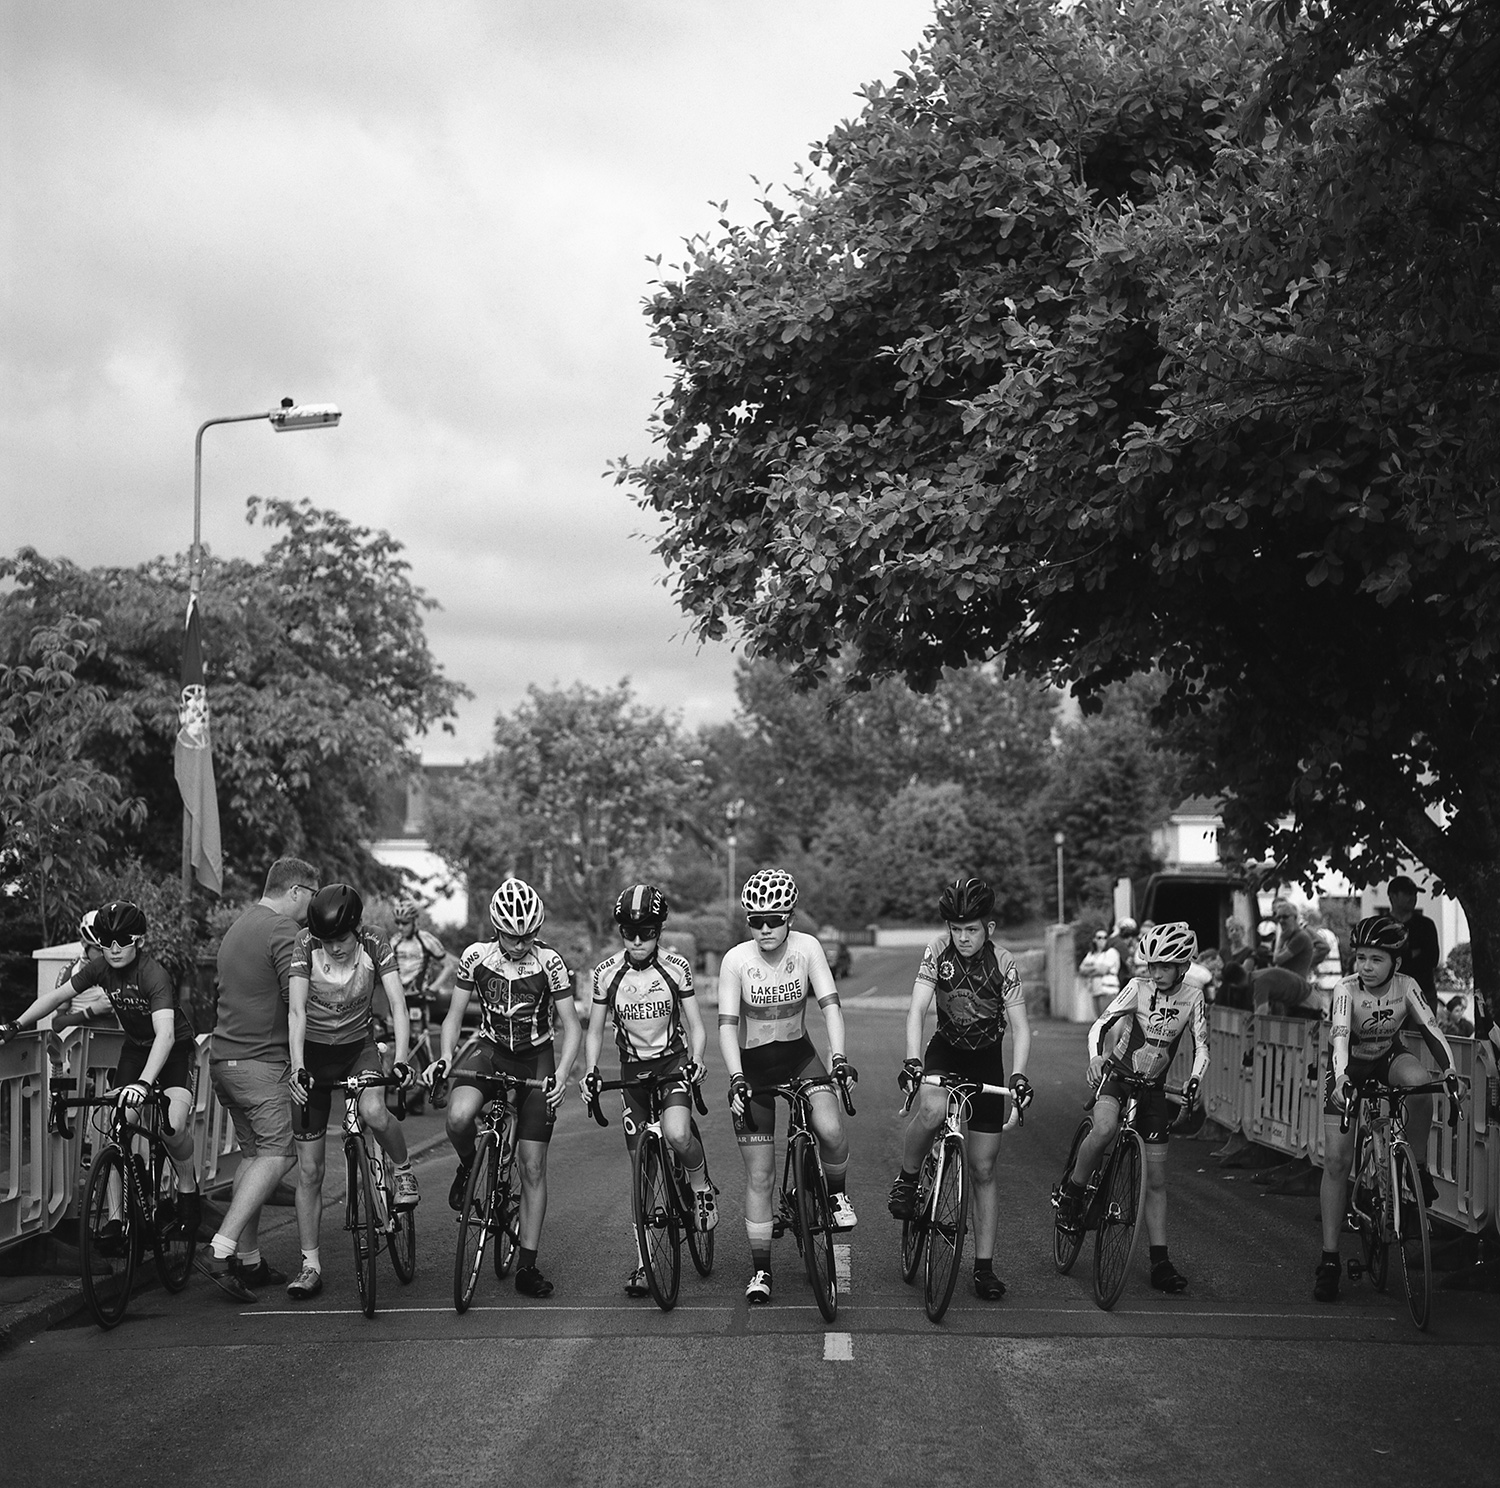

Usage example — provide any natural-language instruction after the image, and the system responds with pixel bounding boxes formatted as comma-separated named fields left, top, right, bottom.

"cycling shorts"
left=296, top=1038, right=383, bottom=1139
left=734, top=1035, right=825, bottom=1139
left=452, top=1037, right=557, bottom=1145
left=115, top=1039, right=195, bottom=1096
left=619, top=1049, right=692, bottom=1137
left=1322, top=1046, right=1404, bottom=1117
left=924, top=1034, right=1008, bottom=1133
left=1095, top=1066, right=1174, bottom=1144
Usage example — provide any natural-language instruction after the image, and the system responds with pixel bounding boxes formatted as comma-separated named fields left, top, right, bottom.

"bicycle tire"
left=794, top=1136, right=838, bottom=1323
left=1053, top=1116, right=1092, bottom=1275
left=346, top=1139, right=379, bottom=1318
left=150, top=1152, right=195, bottom=1292
left=454, top=1131, right=497, bottom=1313
left=80, top=1145, right=136, bottom=1329
left=684, top=1122, right=715, bottom=1277
left=1093, top=1129, right=1146, bottom=1311
left=923, top=1137, right=967, bottom=1324
left=1393, top=1141, right=1432, bottom=1331
left=634, top=1130, right=682, bottom=1311
left=1361, top=1161, right=1391, bottom=1293
left=493, top=1185, right=518, bottom=1279
left=377, top=1151, right=416, bottom=1285
left=901, top=1149, right=936, bottom=1284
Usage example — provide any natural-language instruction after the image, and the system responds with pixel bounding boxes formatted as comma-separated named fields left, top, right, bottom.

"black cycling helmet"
left=937, top=876, right=995, bottom=923
left=1349, top=914, right=1407, bottom=957
left=308, top=883, right=363, bottom=941
left=93, top=900, right=148, bottom=948
left=614, top=883, right=669, bottom=929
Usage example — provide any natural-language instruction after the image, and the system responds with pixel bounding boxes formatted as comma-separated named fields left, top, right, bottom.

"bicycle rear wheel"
left=1093, top=1130, right=1145, bottom=1311
left=150, top=1153, right=195, bottom=1292
left=634, top=1130, right=682, bottom=1311
left=795, top=1137, right=838, bottom=1323
left=346, top=1139, right=379, bottom=1318
left=923, top=1137, right=967, bottom=1324
left=80, top=1145, right=136, bottom=1329
left=375, top=1152, right=416, bottom=1285
left=684, top=1124, right=716, bottom=1277
left=1053, top=1116, right=1092, bottom=1275
left=454, top=1132, right=497, bottom=1312
left=1393, top=1141, right=1432, bottom=1330
left=901, top=1150, right=936, bottom=1284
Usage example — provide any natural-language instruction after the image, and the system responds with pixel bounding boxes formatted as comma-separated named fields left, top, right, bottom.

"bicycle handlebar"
left=899, top=1073, right=1024, bottom=1129
left=297, top=1068, right=410, bottom=1120
left=1338, top=1074, right=1468, bottom=1134
left=48, top=1082, right=174, bottom=1140
left=585, top=1068, right=709, bottom=1128
left=737, top=1072, right=854, bottom=1134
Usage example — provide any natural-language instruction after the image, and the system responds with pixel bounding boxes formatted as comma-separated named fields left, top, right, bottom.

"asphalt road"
left=5, top=946, right=1497, bottom=1487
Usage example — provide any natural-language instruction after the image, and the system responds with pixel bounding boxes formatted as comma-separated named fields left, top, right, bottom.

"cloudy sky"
left=2, top=0, right=937, bottom=761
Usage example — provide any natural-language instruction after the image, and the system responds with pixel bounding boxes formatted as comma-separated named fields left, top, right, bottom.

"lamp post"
left=724, top=798, right=744, bottom=924
left=1054, top=830, right=1066, bottom=925
left=182, top=398, right=341, bottom=888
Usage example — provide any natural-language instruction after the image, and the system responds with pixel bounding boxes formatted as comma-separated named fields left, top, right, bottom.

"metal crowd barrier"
left=0, top=1032, right=48, bottom=1251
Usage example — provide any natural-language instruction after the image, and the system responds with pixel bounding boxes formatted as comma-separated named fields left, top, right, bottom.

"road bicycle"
left=444, top=1070, right=549, bottom=1313
left=1050, top=1071, right=1191, bottom=1311
left=742, top=1072, right=857, bottom=1323
left=898, top=1073, right=1022, bottom=1324
left=49, top=1079, right=196, bottom=1330
left=300, top=1069, right=415, bottom=1319
left=1340, top=1073, right=1464, bottom=1331
left=587, top=1067, right=718, bottom=1312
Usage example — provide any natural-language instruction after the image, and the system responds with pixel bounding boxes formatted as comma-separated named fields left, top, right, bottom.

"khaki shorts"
left=211, top=1057, right=295, bottom=1159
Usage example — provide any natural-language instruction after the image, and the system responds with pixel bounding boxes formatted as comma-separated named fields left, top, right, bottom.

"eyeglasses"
left=101, top=937, right=143, bottom=952
left=1274, top=912, right=1296, bottom=921
left=293, top=883, right=318, bottom=896
left=621, top=922, right=662, bottom=943
left=747, top=914, right=789, bottom=930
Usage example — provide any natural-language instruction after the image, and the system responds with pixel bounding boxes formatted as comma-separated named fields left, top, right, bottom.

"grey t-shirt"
left=212, top=903, right=298, bottom=1063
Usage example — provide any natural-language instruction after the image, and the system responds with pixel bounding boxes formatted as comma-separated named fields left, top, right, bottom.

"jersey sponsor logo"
left=938, top=960, right=955, bottom=980
left=1148, top=1005, right=1179, bottom=1034
left=744, top=980, right=806, bottom=1008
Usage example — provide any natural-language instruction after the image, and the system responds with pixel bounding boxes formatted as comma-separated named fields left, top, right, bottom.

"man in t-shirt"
left=202, top=856, right=318, bottom=1302
left=1387, top=876, right=1441, bottom=1011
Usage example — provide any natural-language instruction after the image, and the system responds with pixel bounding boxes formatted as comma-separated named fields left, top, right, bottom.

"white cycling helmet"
left=489, top=878, right=545, bottom=939
left=79, top=909, right=101, bottom=949
left=1137, top=921, right=1198, bottom=964
left=741, top=868, right=798, bottom=915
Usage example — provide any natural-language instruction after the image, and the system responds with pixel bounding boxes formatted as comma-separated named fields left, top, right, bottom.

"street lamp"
left=190, top=397, right=342, bottom=600
left=1054, top=830, right=1066, bottom=925
left=725, top=798, right=745, bottom=923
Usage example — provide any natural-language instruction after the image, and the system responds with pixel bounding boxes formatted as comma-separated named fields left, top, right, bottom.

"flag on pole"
left=174, top=595, right=224, bottom=894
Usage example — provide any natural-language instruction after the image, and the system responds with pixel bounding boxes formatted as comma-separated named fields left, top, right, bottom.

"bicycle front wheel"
left=684, top=1121, right=715, bottom=1278
left=795, top=1137, right=838, bottom=1323
left=345, top=1139, right=379, bottom=1318
left=901, top=1150, right=936, bottom=1284
left=151, top=1154, right=195, bottom=1292
left=1093, top=1130, right=1146, bottom=1311
left=80, top=1145, right=137, bottom=1329
left=1054, top=1116, right=1092, bottom=1275
left=924, top=1137, right=967, bottom=1324
left=1358, top=1155, right=1391, bottom=1292
left=1393, top=1141, right=1432, bottom=1330
left=454, top=1132, right=497, bottom=1313
left=634, top=1130, right=682, bottom=1311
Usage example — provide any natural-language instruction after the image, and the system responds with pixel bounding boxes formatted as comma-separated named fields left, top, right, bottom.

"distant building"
left=366, top=767, right=469, bottom=928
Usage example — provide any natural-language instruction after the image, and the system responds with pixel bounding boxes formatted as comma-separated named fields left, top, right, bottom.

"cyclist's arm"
left=717, top=961, right=743, bottom=1080
left=1009, top=997, right=1032, bottom=1082
left=288, top=974, right=310, bottom=1072
left=1087, top=985, right=1136, bottom=1060
left=135, top=1008, right=178, bottom=1089
left=905, top=979, right=935, bottom=1062
left=1189, top=989, right=1210, bottom=1083
left=552, top=988, right=582, bottom=1091
left=6, top=980, right=77, bottom=1032
left=1328, top=984, right=1353, bottom=1085
left=438, top=985, right=470, bottom=1067
left=583, top=989, right=607, bottom=1073
left=807, top=940, right=846, bottom=1060
left=1404, top=986, right=1455, bottom=1071
left=681, top=992, right=707, bottom=1068
left=380, top=970, right=411, bottom=1066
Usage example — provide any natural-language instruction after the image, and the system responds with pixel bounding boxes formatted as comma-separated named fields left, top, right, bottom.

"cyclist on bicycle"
left=287, top=883, right=418, bottom=1301
left=1313, top=912, right=1460, bottom=1303
left=887, top=876, right=1034, bottom=1301
left=428, top=877, right=581, bottom=1298
left=52, top=910, right=115, bottom=1029
left=1055, top=920, right=1207, bottom=1294
left=719, top=867, right=858, bottom=1305
left=582, top=883, right=716, bottom=1297
left=2, top=900, right=201, bottom=1242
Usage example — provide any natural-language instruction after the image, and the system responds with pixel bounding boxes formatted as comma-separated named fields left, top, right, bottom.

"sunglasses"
left=101, top=936, right=143, bottom=952
left=747, top=913, right=789, bottom=930
left=497, top=929, right=536, bottom=947
left=620, top=922, right=662, bottom=942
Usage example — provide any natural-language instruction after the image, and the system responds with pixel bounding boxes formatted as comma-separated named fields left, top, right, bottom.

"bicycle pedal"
left=1346, top=1259, right=1364, bottom=1280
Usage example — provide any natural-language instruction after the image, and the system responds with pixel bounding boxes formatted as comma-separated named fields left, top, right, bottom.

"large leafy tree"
left=0, top=498, right=466, bottom=907
left=619, top=0, right=1500, bottom=1001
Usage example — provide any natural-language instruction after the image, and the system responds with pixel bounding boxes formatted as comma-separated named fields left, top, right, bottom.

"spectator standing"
left=201, top=856, right=318, bottom=1302
left=1078, top=930, right=1122, bottom=1018
left=1217, top=916, right=1256, bottom=1010
left=1110, top=919, right=1139, bottom=979
left=1387, top=876, right=1441, bottom=1011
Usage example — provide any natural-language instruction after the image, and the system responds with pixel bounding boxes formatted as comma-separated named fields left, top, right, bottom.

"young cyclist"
left=1313, top=913, right=1460, bottom=1303
left=1056, top=920, right=1207, bottom=1294
left=389, top=895, right=454, bottom=1005
left=719, top=867, right=858, bottom=1306
left=52, top=910, right=115, bottom=1029
left=582, top=883, right=716, bottom=1297
left=286, top=883, right=417, bottom=1301
left=427, top=877, right=581, bottom=1298
left=1, top=900, right=201, bottom=1241
left=887, top=877, right=1033, bottom=1301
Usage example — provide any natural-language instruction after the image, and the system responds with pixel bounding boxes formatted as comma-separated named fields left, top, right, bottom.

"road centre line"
left=823, top=1332, right=853, bottom=1361
left=835, top=1244, right=852, bottom=1293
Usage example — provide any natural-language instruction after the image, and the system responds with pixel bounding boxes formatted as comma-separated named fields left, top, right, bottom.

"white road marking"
left=823, top=1331, right=853, bottom=1361
left=835, top=1243, right=852, bottom=1293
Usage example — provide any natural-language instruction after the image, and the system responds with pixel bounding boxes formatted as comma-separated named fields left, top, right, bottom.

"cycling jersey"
left=913, top=934, right=1024, bottom=1051
left=1090, top=977, right=1209, bottom=1085
left=457, top=939, right=571, bottom=1053
left=1329, top=971, right=1452, bottom=1083
left=392, top=926, right=447, bottom=992
left=290, top=929, right=397, bottom=1045
left=592, top=948, right=693, bottom=1063
left=70, top=954, right=193, bottom=1049
left=717, top=931, right=838, bottom=1051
